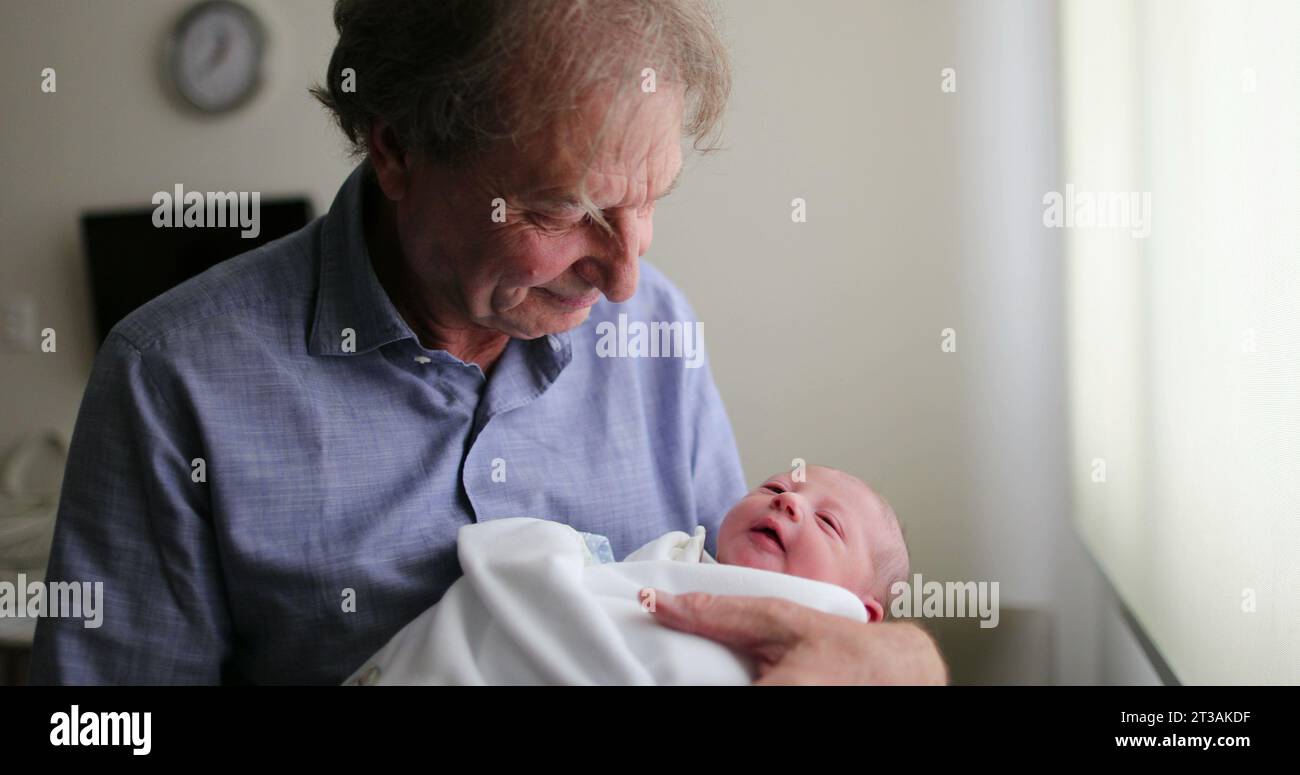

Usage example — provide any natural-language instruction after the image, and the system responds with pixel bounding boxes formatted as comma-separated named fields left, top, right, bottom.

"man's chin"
left=496, top=304, right=592, bottom=341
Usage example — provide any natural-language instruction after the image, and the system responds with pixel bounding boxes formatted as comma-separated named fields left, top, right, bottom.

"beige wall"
left=0, top=0, right=354, bottom=447
left=655, top=0, right=1101, bottom=680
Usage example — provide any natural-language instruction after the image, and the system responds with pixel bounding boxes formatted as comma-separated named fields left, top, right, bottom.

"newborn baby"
left=712, top=464, right=909, bottom=623
left=345, top=464, right=908, bottom=685
left=620, top=464, right=908, bottom=622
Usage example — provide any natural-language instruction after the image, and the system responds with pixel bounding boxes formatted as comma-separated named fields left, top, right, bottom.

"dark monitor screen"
left=80, top=198, right=313, bottom=346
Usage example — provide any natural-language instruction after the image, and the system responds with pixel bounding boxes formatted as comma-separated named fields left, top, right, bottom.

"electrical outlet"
left=1, top=296, right=38, bottom=352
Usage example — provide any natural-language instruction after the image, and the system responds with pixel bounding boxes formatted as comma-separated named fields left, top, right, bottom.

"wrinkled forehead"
left=495, top=84, right=686, bottom=198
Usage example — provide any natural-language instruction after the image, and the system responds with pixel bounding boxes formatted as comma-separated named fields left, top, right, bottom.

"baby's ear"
left=861, top=595, right=885, bottom=623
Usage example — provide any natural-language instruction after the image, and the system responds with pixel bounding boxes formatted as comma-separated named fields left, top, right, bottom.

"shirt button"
left=547, top=335, right=561, bottom=352
left=414, top=355, right=432, bottom=364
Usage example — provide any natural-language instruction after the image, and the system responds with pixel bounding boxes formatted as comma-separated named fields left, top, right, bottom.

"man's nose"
left=771, top=492, right=803, bottom=522
left=578, top=211, right=641, bottom=303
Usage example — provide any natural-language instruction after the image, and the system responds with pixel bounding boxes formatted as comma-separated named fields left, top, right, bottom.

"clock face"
left=169, top=1, right=264, bottom=113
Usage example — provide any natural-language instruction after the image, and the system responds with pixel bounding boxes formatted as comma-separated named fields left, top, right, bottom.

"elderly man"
left=31, top=0, right=944, bottom=685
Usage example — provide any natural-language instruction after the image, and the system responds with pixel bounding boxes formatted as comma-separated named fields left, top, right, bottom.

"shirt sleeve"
left=28, top=332, right=235, bottom=684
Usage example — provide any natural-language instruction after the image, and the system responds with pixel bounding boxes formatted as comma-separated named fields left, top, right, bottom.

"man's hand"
left=646, top=589, right=948, bottom=685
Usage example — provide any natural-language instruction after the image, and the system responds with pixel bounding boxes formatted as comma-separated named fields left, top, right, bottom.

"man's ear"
left=861, top=595, right=886, bottom=623
left=366, top=120, right=412, bottom=202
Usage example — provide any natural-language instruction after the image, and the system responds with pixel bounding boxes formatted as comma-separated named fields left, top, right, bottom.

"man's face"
left=716, top=467, right=884, bottom=605
left=387, top=87, right=685, bottom=340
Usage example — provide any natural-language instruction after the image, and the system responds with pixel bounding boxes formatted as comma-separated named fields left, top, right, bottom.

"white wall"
left=1063, top=0, right=1300, bottom=684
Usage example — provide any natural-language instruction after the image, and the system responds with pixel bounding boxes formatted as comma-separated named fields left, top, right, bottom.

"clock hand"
left=206, top=29, right=231, bottom=70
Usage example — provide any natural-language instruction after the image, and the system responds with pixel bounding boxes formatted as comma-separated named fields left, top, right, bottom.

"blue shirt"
left=29, top=163, right=747, bottom=685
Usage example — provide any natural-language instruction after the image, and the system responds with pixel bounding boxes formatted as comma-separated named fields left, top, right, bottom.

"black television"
left=80, top=197, right=313, bottom=346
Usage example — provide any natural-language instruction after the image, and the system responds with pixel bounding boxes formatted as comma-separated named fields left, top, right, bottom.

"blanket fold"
left=345, top=518, right=867, bottom=685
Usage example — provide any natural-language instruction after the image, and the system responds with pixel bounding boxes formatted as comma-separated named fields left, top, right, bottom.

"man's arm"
left=646, top=590, right=949, bottom=685
left=29, top=332, right=234, bottom=684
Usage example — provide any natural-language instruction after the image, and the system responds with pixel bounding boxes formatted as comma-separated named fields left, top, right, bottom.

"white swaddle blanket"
left=344, top=517, right=867, bottom=685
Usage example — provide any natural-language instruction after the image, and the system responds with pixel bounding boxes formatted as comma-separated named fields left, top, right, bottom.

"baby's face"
left=716, top=466, right=888, bottom=621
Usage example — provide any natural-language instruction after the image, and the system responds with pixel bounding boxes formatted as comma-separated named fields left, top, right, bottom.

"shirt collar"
left=308, top=162, right=574, bottom=380
left=309, top=161, right=414, bottom=357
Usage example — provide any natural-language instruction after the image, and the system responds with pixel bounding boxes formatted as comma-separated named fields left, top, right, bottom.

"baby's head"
left=715, top=465, right=908, bottom=622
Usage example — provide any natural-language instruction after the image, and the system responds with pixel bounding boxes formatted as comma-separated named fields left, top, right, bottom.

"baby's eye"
left=817, top=513, right=843, bottom=539
left=761, top=484, right=784, bottom=494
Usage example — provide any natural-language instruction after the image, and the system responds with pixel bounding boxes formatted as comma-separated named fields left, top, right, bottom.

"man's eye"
left=531, top=212, right=585, bottom=231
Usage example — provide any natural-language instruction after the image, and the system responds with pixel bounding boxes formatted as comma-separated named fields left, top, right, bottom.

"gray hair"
left=310, top=0, right=731, bottom=168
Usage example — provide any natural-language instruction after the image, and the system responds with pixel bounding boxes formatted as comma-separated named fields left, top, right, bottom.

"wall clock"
left=167, top=1, right=265, bottom=114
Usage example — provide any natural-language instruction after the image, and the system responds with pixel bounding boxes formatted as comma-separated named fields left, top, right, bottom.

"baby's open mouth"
left=751, top=526, right=785, bottom=552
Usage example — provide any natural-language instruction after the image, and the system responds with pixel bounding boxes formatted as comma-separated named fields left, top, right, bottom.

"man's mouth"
left=536, top=287, right=601, bottom=310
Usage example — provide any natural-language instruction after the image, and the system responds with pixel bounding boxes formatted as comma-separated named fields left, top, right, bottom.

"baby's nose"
left=772, top=493, right=801, bottom=521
